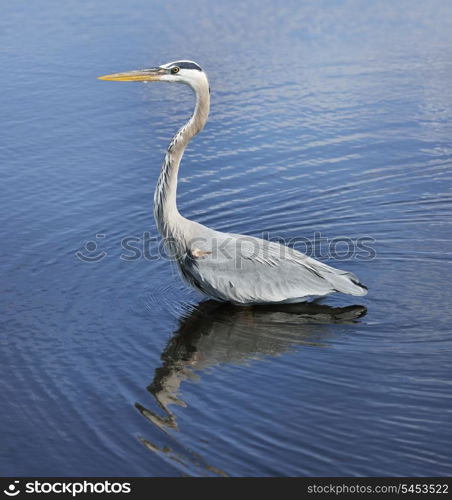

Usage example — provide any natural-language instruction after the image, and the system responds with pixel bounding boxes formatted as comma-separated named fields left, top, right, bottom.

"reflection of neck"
left=153, top=82, right=210, bottom=241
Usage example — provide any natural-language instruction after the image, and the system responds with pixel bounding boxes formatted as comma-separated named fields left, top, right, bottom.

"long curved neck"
left=154, top=81, right=210, bottom=240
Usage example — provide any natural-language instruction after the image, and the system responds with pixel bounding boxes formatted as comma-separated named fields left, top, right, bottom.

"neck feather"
left=153, top=81, right=210, bottom=242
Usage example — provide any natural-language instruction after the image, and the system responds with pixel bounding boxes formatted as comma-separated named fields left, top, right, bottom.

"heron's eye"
left=171, top=66, right=180, bottom=74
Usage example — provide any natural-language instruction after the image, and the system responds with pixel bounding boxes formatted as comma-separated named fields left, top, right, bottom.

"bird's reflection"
left=136, top=301, right=366, bottom=432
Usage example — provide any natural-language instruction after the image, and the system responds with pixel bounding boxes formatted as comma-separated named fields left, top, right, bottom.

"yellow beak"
left=97, top=67, right=166, bottom=82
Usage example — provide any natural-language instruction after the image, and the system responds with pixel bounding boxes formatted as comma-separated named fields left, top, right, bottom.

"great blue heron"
left=99, top=60, right=368, bottom=304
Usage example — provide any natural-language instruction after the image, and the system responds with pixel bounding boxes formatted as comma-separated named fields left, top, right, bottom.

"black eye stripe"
left=172, top=61, right=202, bottom=71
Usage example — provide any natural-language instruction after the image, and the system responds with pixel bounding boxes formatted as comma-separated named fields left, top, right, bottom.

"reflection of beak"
left=97, top=67, right=166, bottom=81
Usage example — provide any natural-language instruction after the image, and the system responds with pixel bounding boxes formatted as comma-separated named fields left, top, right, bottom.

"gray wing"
left=179, top=230, right=367, bottom=304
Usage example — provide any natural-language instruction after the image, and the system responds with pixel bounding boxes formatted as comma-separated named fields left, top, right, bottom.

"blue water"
left=1, top=0, right=452, bottom=476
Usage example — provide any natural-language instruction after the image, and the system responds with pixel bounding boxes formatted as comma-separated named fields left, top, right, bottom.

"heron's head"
left=98, top=60, right=208, bottom=93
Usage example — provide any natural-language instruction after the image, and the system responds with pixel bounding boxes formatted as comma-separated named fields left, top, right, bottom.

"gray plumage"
left=99, top=60, right=368, bottom=305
